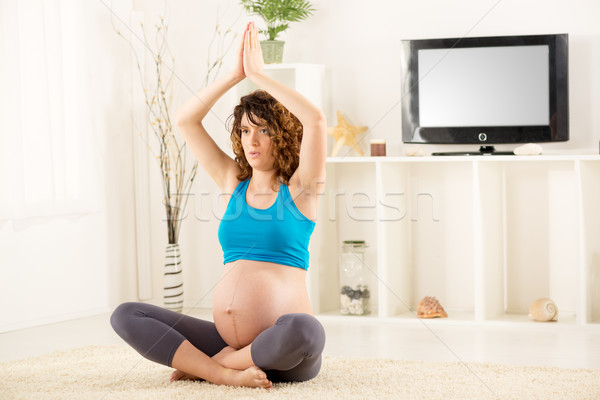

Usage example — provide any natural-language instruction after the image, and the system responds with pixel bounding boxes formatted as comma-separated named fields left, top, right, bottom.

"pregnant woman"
left=110, top=22, right=327, bottom=389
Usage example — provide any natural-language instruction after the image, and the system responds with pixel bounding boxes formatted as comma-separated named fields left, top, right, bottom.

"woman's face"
left=240, top=113, right=275, bottom=172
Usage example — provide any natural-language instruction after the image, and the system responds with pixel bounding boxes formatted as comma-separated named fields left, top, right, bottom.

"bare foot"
left=171, top=365, right=271, bottom=388
left=170, top=369, right=201, bottom=382
left=221, top=366, right=273, bottom=389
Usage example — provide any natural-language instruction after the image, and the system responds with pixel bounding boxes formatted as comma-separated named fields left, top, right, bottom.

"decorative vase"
left=164, top=243, right=184, bottom=312
left=260, top=40, right=284, bottom=64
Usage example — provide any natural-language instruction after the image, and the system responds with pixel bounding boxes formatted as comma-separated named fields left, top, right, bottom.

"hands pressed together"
left=233, top=21, right=264, bottom=81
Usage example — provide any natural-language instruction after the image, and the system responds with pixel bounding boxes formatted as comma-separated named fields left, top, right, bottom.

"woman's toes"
left=261, top=378, right=273, bottom=389
left=170, top=369, right=198, bottom=382
left=170, top=370, right=183, bottom=382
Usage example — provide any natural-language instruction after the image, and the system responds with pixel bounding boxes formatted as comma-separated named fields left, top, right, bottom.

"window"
left=0, top=0, right=100, bottom=220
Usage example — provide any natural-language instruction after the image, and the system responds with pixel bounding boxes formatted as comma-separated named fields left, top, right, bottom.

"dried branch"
left=114, top=12, right=237, bottom=244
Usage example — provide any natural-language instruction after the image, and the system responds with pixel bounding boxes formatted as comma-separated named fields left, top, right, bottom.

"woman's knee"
left=110, top=302, right=140, bottom=339
left=278, top=313, right=326, bottom=355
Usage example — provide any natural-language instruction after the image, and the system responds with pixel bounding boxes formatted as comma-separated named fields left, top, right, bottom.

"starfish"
left=328, top=110, right=368, bottom=157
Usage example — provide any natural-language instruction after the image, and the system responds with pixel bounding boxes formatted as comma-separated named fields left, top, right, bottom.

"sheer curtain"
left=0, top=0, right=100, bottom=220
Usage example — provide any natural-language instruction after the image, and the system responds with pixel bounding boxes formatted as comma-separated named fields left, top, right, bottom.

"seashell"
left=529, top=298, right=558, bottom=322
left=417, top=296, right=448, bottom=318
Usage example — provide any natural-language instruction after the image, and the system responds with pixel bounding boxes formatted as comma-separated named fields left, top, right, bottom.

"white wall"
left=0, top=216, right=110, bottom=331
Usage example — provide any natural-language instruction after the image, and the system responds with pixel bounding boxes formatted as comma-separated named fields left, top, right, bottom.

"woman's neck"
left=249, top=169, right=278, bottom=192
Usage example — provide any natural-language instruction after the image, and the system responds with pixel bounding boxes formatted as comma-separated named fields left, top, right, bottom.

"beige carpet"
left=1, top=345, right=599, bottom=400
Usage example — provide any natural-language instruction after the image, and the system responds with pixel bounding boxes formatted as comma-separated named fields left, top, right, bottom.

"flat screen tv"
left=400, top=33, right=569, bottom=155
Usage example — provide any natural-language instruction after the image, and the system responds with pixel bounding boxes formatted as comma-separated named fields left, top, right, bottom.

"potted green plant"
left=240, top=0, right=316, bottom=63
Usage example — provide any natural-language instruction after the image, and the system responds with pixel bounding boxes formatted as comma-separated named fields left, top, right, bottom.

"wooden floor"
left=2, top=308, right=600, bottom=370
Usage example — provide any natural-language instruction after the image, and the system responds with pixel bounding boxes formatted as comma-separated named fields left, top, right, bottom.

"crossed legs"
left=110, top=302, right=325, bottom=387
left=251, top=313, right=325, bottom=382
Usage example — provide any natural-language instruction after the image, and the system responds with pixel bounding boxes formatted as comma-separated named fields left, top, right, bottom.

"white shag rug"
left=1, top=345, right=599, bottom=400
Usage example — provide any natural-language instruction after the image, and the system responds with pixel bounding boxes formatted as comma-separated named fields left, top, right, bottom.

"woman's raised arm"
left=175, top=24, right=250, bottom=192
left=243, top=22, right=327, bottom=189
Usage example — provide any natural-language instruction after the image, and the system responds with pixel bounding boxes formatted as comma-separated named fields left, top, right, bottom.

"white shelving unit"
left=309, top=155, right=600, bottom=327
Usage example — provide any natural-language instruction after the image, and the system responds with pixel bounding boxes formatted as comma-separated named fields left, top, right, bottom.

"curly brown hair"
left=228, top=90, right=303, bottom=189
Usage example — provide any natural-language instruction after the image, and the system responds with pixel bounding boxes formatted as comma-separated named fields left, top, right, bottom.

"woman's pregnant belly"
left=213, top=260, right=313, bottom=349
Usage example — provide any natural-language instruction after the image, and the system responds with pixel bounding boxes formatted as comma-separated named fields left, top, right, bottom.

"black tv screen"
left=401, top=34, right=569, bottom=149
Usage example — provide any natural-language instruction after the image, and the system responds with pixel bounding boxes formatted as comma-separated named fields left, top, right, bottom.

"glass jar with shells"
left=339, top=240, right=370, bottom=315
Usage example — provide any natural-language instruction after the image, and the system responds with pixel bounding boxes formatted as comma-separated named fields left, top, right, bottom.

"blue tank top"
left=217, top=179, right=316, bottom=270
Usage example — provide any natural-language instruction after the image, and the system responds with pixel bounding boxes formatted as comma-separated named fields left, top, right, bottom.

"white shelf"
left=316, top=309, right=381, bottom=321
left=486, top=313, right=577, bottom=326
left=316, top=310, right=589, bottom=329
left=327, top=155, right=600, bottom=163
left=309, top=156, right=600, bottom=328
left=392, top=310, right=475, bottom=325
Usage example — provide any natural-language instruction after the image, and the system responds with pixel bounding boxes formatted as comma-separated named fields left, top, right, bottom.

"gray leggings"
left=110, top=302, right=326, bottom=382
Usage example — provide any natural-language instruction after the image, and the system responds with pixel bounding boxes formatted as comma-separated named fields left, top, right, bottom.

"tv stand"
left=432, top=146, right=514, bottom=156
left=315, top=155, right=600, bottom=326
